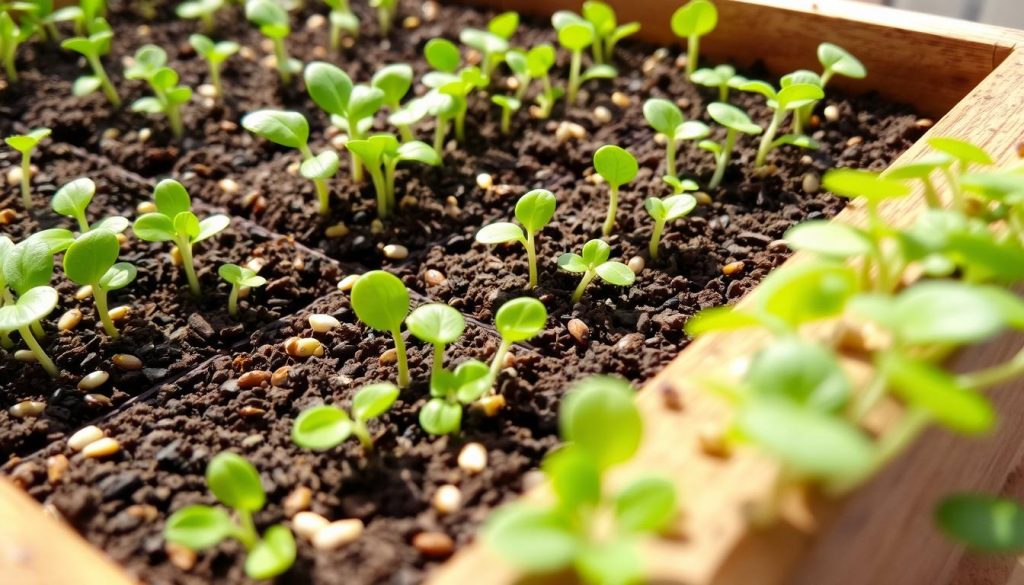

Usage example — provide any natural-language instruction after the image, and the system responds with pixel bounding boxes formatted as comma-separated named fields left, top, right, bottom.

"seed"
left=138, top=128, right=152, bottom=142
left=197, top=83, right=217, bottom=98
left=84, top=393, right=112, bottom=407
left=476, top=173, right=493, bottom=190
left=915, top=118, right=934, bottom=129
left=75, top=285, right=93, bottom=300
left=503, top=351, right=516, bottom=369
left=127, top=504, right=159, bottom=522
left=823, top=105, right=840, bottom=122
left=458, top=442, right=488, bottom=474
left=413, top=532, right=454, bottom=558
left=313, top=519, right=365, bottom=551
left=306, top=13, right=326, bottom=29
left=433, top=484, right=462, bottom=514
left=309, top=314, right=341, bottom=333
left=695, top=192, right=712, bottom=205
left=800, top=155, right=814, bottom=165
left=338, top=274, right=360, bottom=291
left=9, top=400, right=45, bottom=418
left=627, top=256, right=645, bottom=273
left=170, top=246, right=183, bottom=266
left=330, top=134, right=348, bottom=150
left=112, top=354, right=143, bottom=371
left=403, top=15, right=421, bottom=29
left=240, top=406, right=266, bottom=417
left=293, top=511, right=331, bottom=540
left=555, top=121, right=587, bottom=142
left=567, top=319, right=589, bottom=345
left=661, top=384, right=684, bottom=411
left=653, top=132, right=668, bottom=146
left=109, top=306, right=130, bottom=321
left=241, top=190, right=262, bottom=209
left=137, top=201, right=157, bottom=214
left=479, top=394, right=506, bottom=417
left=611, top=92, right=631, bottom=108
left=286, top=337, right=324, bottom=358
left=593, top=106, right=612, bottom=123
left=6, top=166, right=22, bottom=186
left=370, top=219, right=385, bottom=234
left=14, top=350, right=36, bottom=363
left=846, top=135, right=863, bottom=147
left=400, top=195, right=418, bottom=209
left=698, top=423, right=730, bottom=458
left=802, top=173, right=820, bottom=194
left=325, top=223, right=350, bottom=238
left=166, top=543, right=197, bottom=571
left=380, top=348, right=397, bottom=365
left=722, top=261, right=745, bottom=276
left=465, top=49, right=482, bottom=66
left=505, top=76, right=519, bottom=91
left=68, top=425, right=104, bottom=451
left=46, top=454, right=68, bottom=484
left=283, top=486, right=313, bottom=517
left=0, top=208, right=16, bottom=224
left=217, top=178, right=240, bottom=194
left=116, top=233, right=128, bottom=246
left=383, top=244, right=409, bottom=260
left=422, top=0, right=439, bottom=20
left=83, top=437, right=121, bottom=459
left=78, top=371, right=110, bottom=391
left=271, top=366, right=291, bottom=387
left=238, top=370, right=272, bottom=389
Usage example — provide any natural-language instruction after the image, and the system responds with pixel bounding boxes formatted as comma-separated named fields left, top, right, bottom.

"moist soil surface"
left=1, top=0, right=926, bottom=583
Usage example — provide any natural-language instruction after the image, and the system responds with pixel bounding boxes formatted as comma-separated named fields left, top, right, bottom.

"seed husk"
left=478, top=395, right=506, bottom=417
left=83, top=437, right=121, bottom=459
left=722, top=261, right=745, bottom=276
left=846, top=135, right=863, bottom=147
left=313, top=519, right=365, bottom=551
left=78, top=371, right=110, bottom=391
left=325, top=223, right=350, bottom=238
left=380, top=348, right=398, bottom=365
left=238, top=370, right=272, bottom=389
left=433, top=484, right=462, bottom=514
left=293, top=511, right=331, bottom=541
left=14, top=349, right=36, bottom=363
left=457, top=442, right=488, bottom=474
left=412, top=532, right=455, bottom=558
left=0, top=208, right=16, bottom=224
left=112, top=354, right=143, bottom=371
left=611, top=91, right=631, bottom=108
left=240, top=406, right=266, bottom=417
left=286, top=337, right=324, bottom=358
left=84, top=394, right=112, bottom=407
left=68, top=425, right=105, bottom=451
left=10, top=400, right=45, bottom=419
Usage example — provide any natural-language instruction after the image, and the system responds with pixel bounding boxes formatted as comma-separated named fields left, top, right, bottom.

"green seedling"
left=691, top=64, right=747, bottom=101
left=0, top=11, right=32, bottom=82
left=51, top=177, right=129, bottom=234
left=699, top=102, right=762, bottom=189
left=324, top=0, right=359, bottom=50
left=642, top=98, right=709, bottom=179
left=218, top=263, right=267, bottom=317
left=372, top=64, right=414, bottom=140
left=790, top=44, right=865, bottom=132
left=189, top=34, right=239, bottom=99
left=420, top=359, right=490, bottom=435
left=491, top=95, right=521, bottom=135
left=663, top=175, right=699, bottom=195
left=132, top=179, right=230, bottom=296
left=63, top=230, right=136, bottom=338
left=351, top=270, right=411, bottom=388
left=0, top=286, right=59, bottom=376
left=929, top=137, right=995, bottom=213
left=0, top=236, right=12, bottom=348
left=555, top=19, right=616, bottom=106
left=671, top=0, right=717, bottom=78
left=780, top=69, right=823, bottom=134
left=476, top=189, right=557, bottom=289
left=304, top=61, right=384, bottom=183
left=886, top=154, right=953, bottom=208
left=559, top=239, right=635, bottom=303
left=61, top=18, right=121, bottom=106
left=646, top=193, right=697, bottom=260
left=937, top=494, right=1024, bottom=553
left=459, top=11, right=517, bottom=83
left=485, top=376, right=677, bottom=585
left=292, top=382, right=399, bottom=450
left=526, top=44, right=560, bottom=118
left=164, top=453, right=296, bottom=580
left=1, top=236, right=58, bottom=371
left=489, top=297, right=547, bottom=387
left=245, top=0, right=299, bottom=83
left=241, top=109, right=339, bottom=215
left=4, top=128, right=51, bottom=210
left=125, top=45, right=193, bottom=139
left=593, top=144, right=638, bottom=236
left=739, top=80, right=822, bottom=167
left=48, top=0, right=107, bottom=35
left=177, top=0, right=224, bottom=31
left=369, top=0, right=398, bottom=36
left=407, top=303, right=466, bottom=379
left=346, top=134, right=441, bottom=219
left=581, top=1, right=640, bottom=64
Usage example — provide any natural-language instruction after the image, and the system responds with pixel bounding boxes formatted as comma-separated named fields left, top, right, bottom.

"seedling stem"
left=19, top=324, right=57, bottom=376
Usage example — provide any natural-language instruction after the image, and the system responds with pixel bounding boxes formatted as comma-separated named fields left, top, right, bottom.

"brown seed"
left=722, top=261, right=745, bottom=276
left=383, top=244, right=409, bottom=260
left=112, top=354, right=143, bottom=371
left=1018, top=142, right=1024, bottom=159
left=9, top=400, right=45, bottom=418
left=126, top=504, right=159, bottom=522
left=555, top=121, right=587, bottom=142
left=238, top=370, right=272, bottom=389
left=379, top=348, right=398, bottom=365
left=83, top=437, right=121, bottom=459
left=84, top=394, right=112, bottom=407
left=423, top=269, right=447, bottom=286
left=846, top=135, right=863, bottom=147
left=283, top=486, right=313, bottom=517
left=611, top=91, right=631, bottom=108
left=458, top=443, right=488, bottom=474
left=403, top=15, right=421, bottom=29
left=78, top=371, right=110, bottom=391
left=698, top=423, right=730, bottom=458
left=478, top=394, right=506, bottom=417
left=240, top=406, right=266, bottom=417
left=412, top=532, right=455, bottom=558
left=286, top=337, right=324, bottom=358
left=567, top=319, right=589, bottom=345
left=325, top=223, right=350, bottom=238
left=46, top=454, right=69, bottom=484
left=915, top=118, right=934, bottom=129
left=660, top=383, right=684, bottom=411
left=0, top=208, right=16, bottom=224
left=271, top=366, right=291, bottom=387
left=166, top=543, right=197, bottom=571
left=5, top=166, right=22, bottom=186
left=694, top=192, right=713, bottom=206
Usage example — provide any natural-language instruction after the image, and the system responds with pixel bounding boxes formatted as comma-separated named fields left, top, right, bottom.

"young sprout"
left=0, top=12, right=32, bottom=83
left=488, top=297, right=547, bottom=386
left=189, top=34, right=239, bottom=99
left=241, top=109, right=339, bottom=215
left=176, top=0, right=225, bottom=31
left=323, top=0, right=359, bottom=51
left=524, top=44, right=560, bottom=118
left=642, top=98, right=709, bottom=179
left=691, top=64, right=747, bottom=101
left=51, top=178, right=130, bottom=234
left=346, top=134, right=441, bottom=219
left=218, top=263, right=267, bottom=317
left=559, top=239, right=635, bottom=303
left=48, top=0, right=107, bottom=37
left=886, top=154, right=953, bottom=208
left=739, top=80, right=823, bottom=167
left=700, top=102, right=762, bottom=189
left=671, top=0, right=718, bottom=78
left=61, top=18, right=121, bottom=106
left=1, top=237, right=58, bottom=373
left=292, top=383, right=399, bottom=450
left=63, top=230, right=136, bottom=338
left=4, top=237, right=56, bottom=343
left=245, top=0, right=299, bottom=84
left=579, top=1, right=640, bottom=64
left=124, top=45, right=193, bottom=139
left=491, top=95, right=521, bottom=135
left=818, top=42, right=866, bottom=87
left=369, top=0, right=398, bottom=36
left=0, top=286, right=59, bottom=376
left=663, top=175, right=699, bottom=195
left=419, top=359, right=490, bottom=435
left=164, top=453, right=296, bottom=580
left=4, top=128, right=51, bottom=210
left=475, top=189, right=557, bottom=289
left=593, top=145, right=638, bottom=236
left=459, top=11, right=517, bottom=83
left=646, top=193, right=697, bottom=260
left=406, top=303, right=466, bottom=379
left=780, top=69, right=823, bottom=135
left=555, top=19, right=616, bottom=106
left=372, top=64, right=414, bottom=140
left=132, top=179, right=230, bottom=296
left=351, top=270, right=411, bottom=388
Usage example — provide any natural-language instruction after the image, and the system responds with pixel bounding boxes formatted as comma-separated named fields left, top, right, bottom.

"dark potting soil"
left=1, top=0, right=929, bottom=583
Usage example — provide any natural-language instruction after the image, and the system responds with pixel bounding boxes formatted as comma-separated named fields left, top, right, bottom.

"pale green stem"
left=540, top=76, right=555, bottom=118
left=959, top=346, right=1024, bottom=391
left=755, top=110, right=783, bottom=168
left=602, top=185, right=619, bottom=236
left=455, top=109, right=466, bottom=142
left=236, top=510, right=258, bottom=550
left=718, top=84, right=728, bottom=102
left=367, top=165, right=389, bottom=219
left=686, top=35, right=699, bottom=78
left=330, top=22, right=341, bottom=51
left=567, top=50, right=582, bottom=105
left=433, top=117, right=449, bottom=156
left=93, top=286, right=119, bottom=338
left=228, top=283, right=240, bottom=317
left=20, top=154, right=32, bottom=210
left=391, top=327, right=409, bottom=388
left=31, top=319, right=44, bottom=339
left=353, top=420, right=373, bottom=450
left=524, top=231, right=538, bottom=289
left=500, top=106, right=512, bottom=135
left=514, top=76, right=529, bottom=101
left=3, top=44, right=17, bottom=82
left=272, top=37, right=291, bottom=84
left=650, top=219, right=666, bottom=260
left=1, top=331, right=11, bottom=349
left=851, top=373, right=887, bottom=422
left=167, top=103, right=184, bottom=140
left=488, top=339, right=512, bottom=392
left=921, top=176, right=941, bottom=208
left=209, top=62, right=223, bottom=99
left=378, top=7, right=392, bottom=36
left=177, top=238, right=202, bottom=296
left=299, top=145, right=332, bottom=215
left=572, top=270, right=598, bottom=304
left=708, top=130, right=737, bottom=189
left=87, top=54, right=121, bottom=107
left=384, top=159, right=399, bottom=215
left=665, top=138, right=678, bottom=179
left=18, top=324, right=57, bottom=377
left=432, top=343, right=445, bottom=376
left=941, top=167, right=964, bottom=212
left=591, top=37, right=604, bottom=65
left=74, top=210, right=90, bottom=233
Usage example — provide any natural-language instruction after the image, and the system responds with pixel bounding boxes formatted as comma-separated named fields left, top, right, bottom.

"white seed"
left=306, top=13, right=326, bottom=29
left=312, top=519, right=364, bottom=551
left=293, top=511, right=331, bottom=540
left=433, top=484, right=462, bottom=514
left=286, top=161, right=301, bottom=175
left=422, top=0, right=440, bottom=21
left=653, top=132, right=668, bottom=146
left=137, top=201, right=157, bottom=214
left=138, top=128, right=152, bottom=143
left=628, top=256, right=645, bottom=273
left=915, top=118, right=934, bottom=129
left=555, top=121, right=587, bottom=142
left=325, top=223, right=350, bottom=238
left=802, top=173, right=820, bottom=194
left=505, top=76, right=519, bottom=91
left=476, top=173, right=493, bottom=190
left=197, top=83, right=217, bottom=98
left=75, top=285, right=93, bottom=300
left=286, top=337, right=324, bottom=358
left=823, top=105, right=840, bottom=122
left=68, top=425, right=105, bottom=451
left=330, top=134, right=348, bottom=150
left=458, top=442, right=488, bottom=474
left=6, top=166, right=22, bottom=186
left=78, top=371, right=110, bottom=391
left=283, top=486, right=313, bottom=517
left=403, top=15, right=421, bottom=29
left=593, top=106, right=612, bottom=123
left=10, top=400, right=45, bottom=418
left=245, top=258, right=266, bottom=273
left=109, top=306, right=130, bottom=322
left=218, top=178, right=240, bottom=194
left=113, top=354, right=143, bottom=371
left=611, top=92, right=631, bottom=108
left=383, top=244, right=409, bottom=260
left=170, top=246, right=183, bottom=266
left=83, top=437, right=121, bottom=459
left=309, top=314, right=341, bottom=333
left=14, top=350, right=37, bottom=363
left=338, top=274, right=360, bottom=291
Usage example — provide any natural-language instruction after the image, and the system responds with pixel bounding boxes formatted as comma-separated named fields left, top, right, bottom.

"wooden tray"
left=4, top=1, right=1024, bottom=584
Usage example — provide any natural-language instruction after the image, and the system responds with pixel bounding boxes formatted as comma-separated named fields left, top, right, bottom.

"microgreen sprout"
left=420, top=359, right=490, bottom=435
left=642, top=98, right=709, bottom=179
left=346, top=134, right=441, bottom=218
left=189, top=34, right=239, bottom=99
left=691, top=64, right=747, bottom=102
left=489, top=297, right=547, bottom=387
left=124, top=45, right=192, bottom=139
left=245, top=0, right=299, bottom=84
left=372, top=64, right=414, bottom=140
left=164, top=453, right=296, bottom=580
left=460, top=11, right=517, bottom=83
left=292, top=382, right=399, bottom=450
left=218, top=263, right=267, bottom=317
left=47, top=0, right=107, bottom=37
left=177, top=0, right=224, bottom=31
left=0, top=286, right=59, bottom=376
left=475, top=189, right=557, bottom=289
left=63, top=230, right=136, bottom=338
left=351, top=270, right=411, bottom=388
left=555, top=18, right=616, bottom=106
left=559, top=239, right=635, bottom=303
left=242, top=109, right=339, bottom=215
left=1, top=238, right=58, bottom=375
left=491, top=95, right=521, bottom=135
left=817, top=42, right=866, bottom=87
left=886, top=154, right=953, bottom=208
left=523, top=44, right=559, bottom=118
left=579, top=1, right=640, bottom=64
left=0, top=11, right=31, bottom=82
left=646, top=193, right=696, bottom=260
left=663, top=175, right=699, bottom=195
left=700, top=102, right=762, bottom=189
left=323, top=0, right=359, bottom=50
left=406, top=303, right=466, bottom=380
left=61, top=18, right=121, bottom=106
left=132, top=179, right=230, bottom=296
left=51, top=177, right=129, bottom=234
left=593, top=144, right=638, bottom=236
left=4, top=128, right=51, bottom=210
left=739, top=80, right=822, bottom=167
left=671, top=0, right=717, bottom=78
left=369, top=0, right=398, bottom=36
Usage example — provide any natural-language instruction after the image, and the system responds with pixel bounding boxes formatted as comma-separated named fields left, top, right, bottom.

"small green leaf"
left=557, top=22, right=595, bottom=51
left=662, top=194, right=697, bottom=220
left=754, top=261, right=857, bottom=328
left=351, top=270, right=409, bottom=332
left=72, top=76, right=103, bottom=96
left=206, top=452, right=265, bottom=512
left=581, top=239, right=611, bottom=267
left=352, top=383, right=400, bottom=421
left=557, top=253, right=589, bottom=273
left=476, top=222, right=524, bottom=244
left=195, top=215, right=230, bottom=243
left=164, top=505, right=234, bottom=551
left=937, top=494, right=1024, bottom=553
left=784, top=220, right=872, bottom=259
left=643, top=98, right=683, bottom=135
left=543, top=445, right=601, bottom=510
left=775, top=83, right=824, bottom=110
left=245, top=525, right=296, bottom=580
left=818, top=43, right=866, bottom=79
left=132, top=213, right=177, bottom=242
left=494, top=297, right=547, bottom=343
left=460, top=28, right=508, bottom=55
left=0, top=286, right=58, bottom=330
left=595, top=262, right=635, bottom=286
left=25, top=229, right=74, bottom=254
left=576, top=540, right=644, bottom=585
left=745, top=339, right=850, bottom=413
left=292, top=405, right=353, bottom=450
left=823, top=168, right=910, bottom=201
left=300, top=150, right=340, bottom=180
left=526, top=44, right=556, bottom=76
left=154, top=179, right=192, bottom=218
left=670, top=0, right=718, bottom=37
left=593, top=145, right=638, bottom=188
left=63, top=229, right=119, bottom=285
left=707, top=102, right=762, bottom=134
left=424, top=38, right=460, bottom=73
left=560, top=376, right=640, bottom=470
left=93, top=216, right=130, bottom=234
left=515, top=189, right=556, bottom=233
left=242, top=110, right=310, bottom=149
left=304, top=61, right=353, bottom=117
left=395, top=141, right=441, bottom=166
left=51, top=177, right=95, bottom=221
left=453, top=360, right=491, bottom=403
left=371, top=63, right=413, bottom=105
left=245, top=0, right=289, bottom=31
left=99, top=263, right=137, bottom=291
left=489, top=11, right=519, bottom=39
left=419, top=399, right=462, bottom=435
left=928, top=137, right=994, bottom=167
left=676, top=120, right=710, bottom=141
left=881, top=353, right=993, bottom=435
left=3, top=240, right=53, bottom=296
left=614, top=476, right=678, bottom=533
left=484, top=504, right=580, bottom=572
left=857, top=281, right=1006, bottom=345
left=407, top=304, right=466, bottom=346
left=685, top=305, right=764, bottom=336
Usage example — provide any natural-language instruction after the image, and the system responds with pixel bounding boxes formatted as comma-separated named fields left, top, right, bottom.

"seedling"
left=419, top=360, right=490, bottom=435
left=475, top=189, right=557, bottom=288
left=292, top=383, right=399, bottom=450
left=459, top=14, right=515, bottom=83
left=241, top=109, right=339, bottom=215
left=489, top=297, right=547, bottom=386
left=700, top=102, right=762, bottom=189
left=593, top=145, right=638, bottom=236
left=4, top=128, right=51, bottom=210
left=663, top=175, right=699, bottom=195
left=818, top=42, right=866, bottom=87
left=559, top=239, right=635, bottom=303
left=0, top=286, right=59, bottom=376
left=324, top=0, right=359, bottom=50
left=351, top=270, right=411, bottom=388
left=46, top=0, right=106, bottom=36
left=780, top=69, right=824, bottom=135
left=0, top=11, right=31, bottom=82
left=580, top=1, right=640, bottom=64
left=177, top=0, right=224, bottom=31
left=218, top=263, right=267, bottom=317
left=132, top=179, right=230, bottom=296
left=671, top=0, right=717, bottom=78
left=646, top=194, right=697, bottom=260
left=63, top=230, right=136, bottom=338
left=124, top=45, right=192, bottom=139
left=1, top=237, right=57, bottom=373
left=485, top=377, right=677, bottom=585
left=51, top=178, right=129, bottom=234
left=691, top=64, right=748, bottom=101
left=304, top=61, right=384, bottom=183
left=345, top=134, right=441, bottom=218
left=886, top=154, right=953, bottom=208
left=372, top=64, right=414, bottom=140
left=642, top=98, right=709, bottom=179
left=739, top=80, right=823, bottom=167
left=491, top=95, right=521, bottom=135
left=527, top=44, right=560, bottom=117
left=555, top=19, right=616, bottom=106
left=164, top=453, right=296, bottom=580
left=245, top=0, right=299, bottom=84
left=369, top=0, right=398, bottom=36
left=406, top=303, right=466, bottom=379
left=61, top=18, right=121, bottom=106
left=189, top=34, right=239, bottom=99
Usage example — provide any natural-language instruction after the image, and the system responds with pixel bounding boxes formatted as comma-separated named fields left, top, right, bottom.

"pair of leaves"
left=494, top=297, right=547, bottom=344
left=218, top=263, right=267, bottom=288
left=292, top=383, right=399, bottom=450
left=642, top=98, right=710, bottom=142
left=0, top=286, right=58, bottom=331
left=4, top=128, right=51, bottom=154
left=346, top=134, right=441, bottom=169
left=420, top=360, right=491, bottom=435
left=670, top=0, right=717, bottom=38
left=133, top=180, right=230, bottom=245
left=63, top=230, right=136, bottom=291
left=558, top=240, right=636, bottom=287
left=476, top=189, right=557, bottom=245
left=407, top=303, right=465, bottom=347
left=646, top=194, right=697, bottom=222
left=741, top=81, right=824, bottom=111
left=190, top=34, right=240, bottom=64
left=691, top=65, right=747, bottom=92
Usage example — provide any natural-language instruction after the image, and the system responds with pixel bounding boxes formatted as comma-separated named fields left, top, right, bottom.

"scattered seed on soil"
left=77, top=371, right=110, bottom=391
left=846, top=135, right=864, bottom=147
left=165, top=543, right=197, bottom=571
left=239, top=406, right=266, bottom=418
left=723, top=261, right=745, bottom=276
left=478, top=395, right=506, bottom=417
left=271, top=366, right=291, bottom=387
left=46, top=454, right=69, bottom=484
left=383, top=244, right=409, bottom=260
left=313, top=519, right=365, bottom=551
left=458, top=443, right=488, bottom=474
left=237, top=371, right=272, bottom=389
left=660, top=383, right=684, bottom=411
left=283, top=487, right=313, bottom=517
left=412, top=532, right=455, bottom=558
left=112, top=354, right=143, bottom=371
left=475, top=173, right=493, bottom=190
left=84, top=394, right=112, bottom=407
left=695, top=192, right=713, bottom=205
left=916, top=118, right=934, bottom=129
left=286, top=337, right=324, bottom=358
left=325, top=223, right=350, bottom=238
left=83, top=437, right=121, bottom=459
left=698, top=423, right=730, bottom=458
left=294, top=511, right=331, bottom=541
left=14, top=350, right=36, bottom=363
left=611, top=91, right=631, bottom=108
left=10, top=401, right=45, bottom=419
left=423, top=269, right=447, bottom=286
left=802, top=173, right=821, bottom=194
left=593, top=106, right=612, bottom=123
left=433, top=484, right=463, bottom=514
left=309, top=314, right=342, bottom=333
left=109, top=306, right=130, bottom=321
left=568, top=319, right=590, bottom=345
left=379, top=348, right=398, bottom=365
left=628, top=256, right=646, bottom=273
left=74, top=285, right=93, bottom=300
left=0, top=208, right=16, bottom=224
left=823, top=105, right=840, bottom=122
left=68, top=426, right=104, bottom=451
